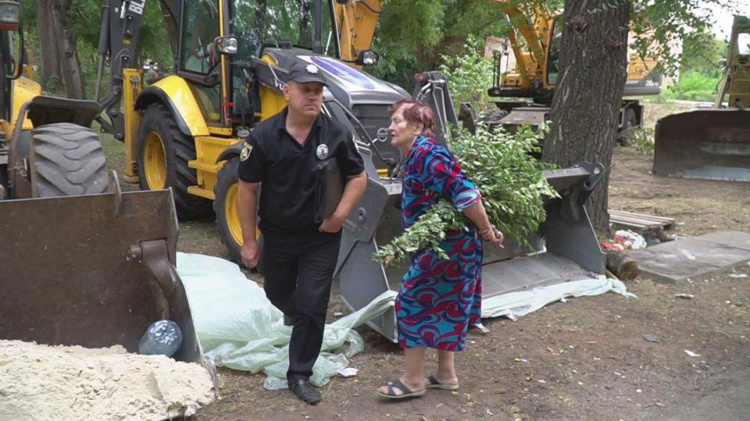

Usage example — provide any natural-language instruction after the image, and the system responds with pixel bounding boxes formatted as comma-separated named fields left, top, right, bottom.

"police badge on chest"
left=316, top=144, right=329, bottom=160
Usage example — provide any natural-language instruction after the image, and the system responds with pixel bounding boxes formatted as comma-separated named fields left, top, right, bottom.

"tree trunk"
left=54, top=0, right=86, bottom=99
left=542, top=0, right=630, bottom=233
left=37, top=0, right=61, bottom=91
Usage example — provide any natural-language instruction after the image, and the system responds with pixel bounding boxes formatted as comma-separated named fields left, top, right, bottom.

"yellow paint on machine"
left=12, top=76, right=41, bottom=131
left=259, top=55, right=288, bottom=121
left=147, top=75, right=211, bottom=137
left=188, top=135, right=243, bottom=200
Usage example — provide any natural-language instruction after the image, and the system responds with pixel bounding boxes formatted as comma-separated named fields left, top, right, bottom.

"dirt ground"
left=154, top=103, right=749, bottom=421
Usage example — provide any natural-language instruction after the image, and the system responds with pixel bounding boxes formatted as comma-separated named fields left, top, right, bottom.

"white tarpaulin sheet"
left=176, top=253, right=396, bottom=390
left=176, top=254, right=634, bottom=389
left=481, top=276, right=637, bottom=320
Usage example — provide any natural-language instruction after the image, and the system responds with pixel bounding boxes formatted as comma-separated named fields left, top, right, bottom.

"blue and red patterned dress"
left=396, top=135, right=483, bottom=352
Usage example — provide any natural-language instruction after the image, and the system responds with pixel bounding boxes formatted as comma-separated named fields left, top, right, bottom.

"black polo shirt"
left=238, top=107, right=365, bottom=234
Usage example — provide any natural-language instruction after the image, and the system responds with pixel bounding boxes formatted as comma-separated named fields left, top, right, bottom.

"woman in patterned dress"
left=377, top=100, right=504, bottom=399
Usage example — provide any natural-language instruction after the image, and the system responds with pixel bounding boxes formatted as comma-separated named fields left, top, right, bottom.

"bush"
left=439, top=35, right=495, bottom=112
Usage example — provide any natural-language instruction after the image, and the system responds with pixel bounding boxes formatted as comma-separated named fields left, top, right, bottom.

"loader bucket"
left=653, top=109, right=750, bottom=182
left=335, top=149, right=606, bottom=342
left=0, top=188, right=212, bottom=372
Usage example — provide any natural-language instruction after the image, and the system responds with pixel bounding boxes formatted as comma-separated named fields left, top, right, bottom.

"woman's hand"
left=479, top=225, right=504, bottom=249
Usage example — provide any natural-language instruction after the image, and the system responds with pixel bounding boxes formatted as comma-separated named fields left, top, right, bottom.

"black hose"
left=359, top=0, right=382, bottom=14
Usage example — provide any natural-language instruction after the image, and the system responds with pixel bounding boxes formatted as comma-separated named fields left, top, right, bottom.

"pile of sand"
left=0, top=340, right=215, bottom=421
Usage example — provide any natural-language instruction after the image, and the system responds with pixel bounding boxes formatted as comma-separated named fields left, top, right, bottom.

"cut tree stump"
left=606, top=251, right=639, bottom=281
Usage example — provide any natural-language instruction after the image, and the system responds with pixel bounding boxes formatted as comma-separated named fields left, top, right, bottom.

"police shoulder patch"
left=240, top=143, right=252, bottom=161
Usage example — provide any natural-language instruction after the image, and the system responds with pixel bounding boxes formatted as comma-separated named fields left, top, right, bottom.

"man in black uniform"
left=237, top=61, right=367, bottom=405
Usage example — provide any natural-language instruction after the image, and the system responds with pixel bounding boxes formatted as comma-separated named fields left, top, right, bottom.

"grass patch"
left=663, top=71, right=721, bottom=102
left=95, top=122, right=126, bottom=176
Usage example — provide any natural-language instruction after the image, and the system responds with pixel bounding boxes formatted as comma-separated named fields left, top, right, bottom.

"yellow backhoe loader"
left=0, top=0, right=215, bottom=382
left=653, top=15, right=750, bottom=182
left=94, top=0, right=405, bottom=265
left=482, top=1, right=662, bottom=137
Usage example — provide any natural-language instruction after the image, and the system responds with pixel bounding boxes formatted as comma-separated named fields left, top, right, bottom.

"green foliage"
left=664, top=71, right=721, bottom=102
left=680, top=30, right=728, bottom=77
left=20, top=0, right=173, bottom=98
left=370, top=0, right=511, bottom=89
left=629, top=0, right=735, bottom=78
left=367, top=0, right=445, bottom=84
left=621, top=126, right=655, bottom=154
left=439, top=36, right=495, bottom=112
left=373, top=125, right=558, bottom=266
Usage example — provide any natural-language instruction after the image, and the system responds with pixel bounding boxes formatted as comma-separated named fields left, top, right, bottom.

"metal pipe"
left=313, top=0, right=323, bottom=54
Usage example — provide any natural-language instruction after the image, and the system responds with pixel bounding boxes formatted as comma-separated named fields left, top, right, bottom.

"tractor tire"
left=137, top=104, right=212, bottom=219
left=477, top=109, right=509, bottom=132
left=617, top=107, right=637, bottom=146
left=27, top=123, right=109, bottom=198
left=213, top=157, right=264, bottom=273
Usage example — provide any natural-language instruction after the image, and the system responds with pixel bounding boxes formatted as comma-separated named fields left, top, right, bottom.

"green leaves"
left=629, top=0, right=735, bottom=78
left=438, top=35, right=495, bottom=112
left=373, top=125, right=559, bottom=266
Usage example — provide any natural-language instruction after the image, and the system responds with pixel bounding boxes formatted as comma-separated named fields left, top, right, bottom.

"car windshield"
left=229, top=0, right=337, bottom=60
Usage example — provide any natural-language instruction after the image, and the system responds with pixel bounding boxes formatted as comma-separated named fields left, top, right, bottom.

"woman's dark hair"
left=387, top=99, right=435, bottom=137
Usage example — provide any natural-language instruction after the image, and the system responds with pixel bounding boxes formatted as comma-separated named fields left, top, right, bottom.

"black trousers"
left=261, top=230, right=341, bottom=385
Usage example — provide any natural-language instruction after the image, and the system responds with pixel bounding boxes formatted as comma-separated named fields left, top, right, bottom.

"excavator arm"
left=495, top=1, right=549, bottom=79
left=335, top=0, right=382, bottom=65
left=490, top=0, right=555, bottom=96
left=95, top=0, right=181, bottom=141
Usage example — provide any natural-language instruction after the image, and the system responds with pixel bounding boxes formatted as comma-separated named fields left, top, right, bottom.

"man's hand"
left=319, top=212, right=347, bottom=233
left=241, top=240, right=260, bottom=268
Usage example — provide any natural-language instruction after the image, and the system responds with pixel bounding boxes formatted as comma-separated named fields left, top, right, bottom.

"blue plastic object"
left=138, top=320, right=183, bottom=357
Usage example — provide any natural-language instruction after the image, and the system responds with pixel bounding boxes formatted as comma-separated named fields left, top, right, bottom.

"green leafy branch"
left=373, top=124, right=559, bottom=266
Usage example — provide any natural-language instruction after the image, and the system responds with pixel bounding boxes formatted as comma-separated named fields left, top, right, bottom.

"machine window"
left=229, top=0, right=337, bottom=59
left=180, top=0, right=221, bottom=74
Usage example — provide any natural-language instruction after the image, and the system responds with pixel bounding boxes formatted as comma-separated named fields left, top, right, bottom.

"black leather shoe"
left=289, top=379, right=321, bottom=405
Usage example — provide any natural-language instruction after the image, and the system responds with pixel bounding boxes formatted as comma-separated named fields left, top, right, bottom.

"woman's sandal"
left=376, top=379, right=426, bottom=400
left=425, top=375, right=459, bottom=390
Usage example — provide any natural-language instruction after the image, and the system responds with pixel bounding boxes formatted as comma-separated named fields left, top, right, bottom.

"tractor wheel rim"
left=225, top=183, right=261, bottom=248
left=226, top=183, right=244, bottom=246
left=144, top=132, right=167, bottom=189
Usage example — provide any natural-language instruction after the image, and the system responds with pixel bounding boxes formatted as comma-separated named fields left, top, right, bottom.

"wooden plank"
left=611, top=216, right=663, bottom=227
left=609, top=210, right=675, bottom=224
left=608, top=209, right=676, bottom=231
left=610, top=219, right=656, bottom=230
left=611, top=214, right=663, bottom=225
left=609, top=209, right=675, bottom=223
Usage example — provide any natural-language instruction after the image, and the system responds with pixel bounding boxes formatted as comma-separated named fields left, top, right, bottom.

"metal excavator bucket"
left=653, top=109, right=750, bottom=182
left=332, top=70, right=605, bottom=341
left=653, top=15, right=750, bottom=182
left=335, top=148, right=606, bottom=341
left=0, top=187, right=213, bottom=373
